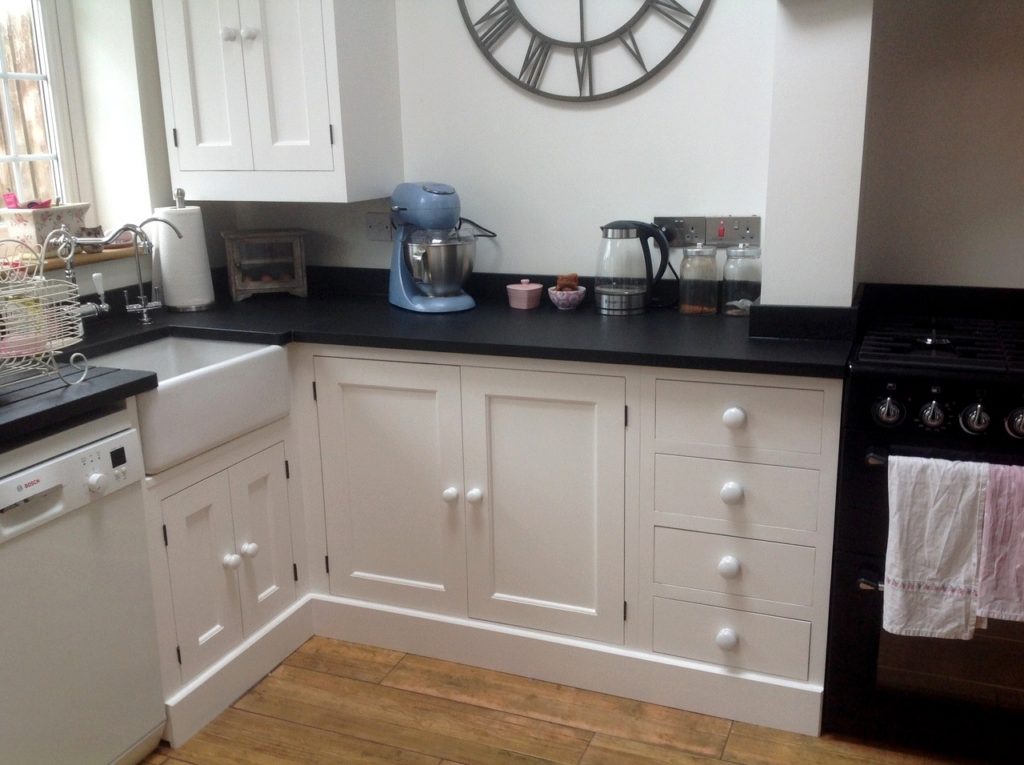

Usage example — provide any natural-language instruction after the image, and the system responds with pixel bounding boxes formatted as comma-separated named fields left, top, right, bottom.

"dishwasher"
left=0, top=410, right=165, bottom=764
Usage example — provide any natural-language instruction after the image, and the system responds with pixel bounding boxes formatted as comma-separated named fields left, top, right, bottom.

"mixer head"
left=390, top=182, right=461, bottom=231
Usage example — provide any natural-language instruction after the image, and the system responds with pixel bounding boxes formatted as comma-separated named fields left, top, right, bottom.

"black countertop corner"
left=4, top=284, right=853, bottom=447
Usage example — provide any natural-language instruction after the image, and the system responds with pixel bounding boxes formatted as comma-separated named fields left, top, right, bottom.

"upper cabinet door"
left=161, top=0, right=253, bottom=171
left=461, top=367, right=627, bottom=644
left=238, top=0, right=333, bottom=171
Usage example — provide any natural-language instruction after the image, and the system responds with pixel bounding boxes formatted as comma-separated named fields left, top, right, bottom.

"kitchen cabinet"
left=639, top=369, right=841, bottom=685
left=314, top=356, right=626, bottom=644
left=161, top=442, right=295, bottom=682
left=152, top=0, right=403, bottom=202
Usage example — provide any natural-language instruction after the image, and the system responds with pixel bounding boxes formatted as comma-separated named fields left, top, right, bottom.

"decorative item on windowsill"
left=0, top=196, right=90, bottom=250
left=0, top=234, right=87, bottom=390
left=221, top=229, right=307, bottom=302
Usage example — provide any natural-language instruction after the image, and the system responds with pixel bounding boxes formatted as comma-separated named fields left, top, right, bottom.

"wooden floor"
left=144, top=637, right=978, bottom=765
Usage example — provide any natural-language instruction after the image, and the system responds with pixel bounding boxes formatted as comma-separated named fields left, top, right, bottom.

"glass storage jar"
left=679, top=245, right=718, bottom=314
left=721, top=244, right=762, bottom=316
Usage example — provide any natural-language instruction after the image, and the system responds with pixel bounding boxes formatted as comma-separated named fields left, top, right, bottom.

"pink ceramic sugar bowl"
left=507, top=279, right=543, bottom=309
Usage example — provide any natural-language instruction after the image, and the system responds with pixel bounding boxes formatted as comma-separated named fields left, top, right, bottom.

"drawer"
left=652, top=597, right=811, bottom=680
left=654, top=454, right=819, bottom=531
left=654, top=379, right=824, bottom=454
left=654, top=527, right=815, bottom=606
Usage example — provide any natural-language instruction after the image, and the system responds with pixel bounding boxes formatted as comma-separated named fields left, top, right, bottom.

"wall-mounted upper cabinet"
left=153, top=0, right=403, bottom=202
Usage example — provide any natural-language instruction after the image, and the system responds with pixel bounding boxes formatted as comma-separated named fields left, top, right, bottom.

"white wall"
left=855, top=0, right=1024, bottom=288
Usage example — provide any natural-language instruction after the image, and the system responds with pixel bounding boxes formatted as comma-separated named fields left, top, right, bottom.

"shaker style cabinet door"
left=315, top=357, right=468, bottom=615
left=460, top=367, right=626, bottom=644
left=159, top=0, right=332, bottom=172
left=228, top=443, right=295, bottom=635
left=160, top=0, right=253, bottom=170
left=162, top=473, right=244, bottom=681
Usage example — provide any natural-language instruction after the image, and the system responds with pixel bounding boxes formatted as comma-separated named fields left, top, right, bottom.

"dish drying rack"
left=0, top=235, right=86, bottom=390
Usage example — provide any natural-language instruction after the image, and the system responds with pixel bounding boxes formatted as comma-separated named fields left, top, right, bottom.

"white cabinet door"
left=228, top=444, right=295, bottom=634
left=461, top=368, right=626, bottom=644
left=316, top=357, right=468, bottom=614
left=162, top=473, right=244, bottom=681
left=160, top=0, right=253, bottom=170
left=238, top=0, right=333, bottom=171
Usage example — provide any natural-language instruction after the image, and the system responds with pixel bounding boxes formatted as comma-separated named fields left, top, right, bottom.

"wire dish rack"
left=0, top=237, right=85, bottom=390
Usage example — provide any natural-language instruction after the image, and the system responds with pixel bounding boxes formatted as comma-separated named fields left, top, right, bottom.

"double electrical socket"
left=654, top=215, right=761, bottom=248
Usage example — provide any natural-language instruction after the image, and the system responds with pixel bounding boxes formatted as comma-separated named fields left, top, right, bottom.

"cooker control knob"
left=959, top=404, right=991, bottom=435
left=873, top=397, right=903, bottom=426
left=919, top=400, right=945, bottom=428
left=1006, top=408, right=1024, bottom=439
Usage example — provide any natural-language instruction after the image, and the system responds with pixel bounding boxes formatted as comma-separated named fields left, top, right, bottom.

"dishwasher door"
left=0, top=428, right=165, bottom=765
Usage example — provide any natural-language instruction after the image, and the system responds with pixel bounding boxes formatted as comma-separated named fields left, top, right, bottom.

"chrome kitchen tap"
left=49, top=217, right=183, bottom=324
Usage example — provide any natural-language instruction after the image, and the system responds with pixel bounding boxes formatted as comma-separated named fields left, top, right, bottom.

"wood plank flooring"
left=144, top=636, right=982, bottom=765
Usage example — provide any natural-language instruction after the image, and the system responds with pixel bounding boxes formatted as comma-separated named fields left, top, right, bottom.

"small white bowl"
left=548, top=286, right=586, bottom=310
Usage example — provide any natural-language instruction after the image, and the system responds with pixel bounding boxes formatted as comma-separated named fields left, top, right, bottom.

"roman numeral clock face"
left=457, top=0, right=711, bottom=102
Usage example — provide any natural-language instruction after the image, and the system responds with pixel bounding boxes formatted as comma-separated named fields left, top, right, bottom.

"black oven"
left=823, top=286, right=1024, bottom=761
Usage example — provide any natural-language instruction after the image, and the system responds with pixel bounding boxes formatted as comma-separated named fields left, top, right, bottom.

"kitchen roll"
left=153, top=205, right=215, bottom=310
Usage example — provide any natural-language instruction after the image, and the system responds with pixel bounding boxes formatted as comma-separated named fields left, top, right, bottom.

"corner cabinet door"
left=227, top=443, right=295, bottom=635
left=237, top=0, right=333, bottom=171
left=159, top=0, right=254, bottom=170
left=461, top=367, right=626, bottom=644
left=315, top=357, right=467, bottom=614
left=162, top=473, right=244, bottom=681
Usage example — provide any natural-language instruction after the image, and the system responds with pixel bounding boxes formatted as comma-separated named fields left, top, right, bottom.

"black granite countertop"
left=2, top=291, right=852, bottom=446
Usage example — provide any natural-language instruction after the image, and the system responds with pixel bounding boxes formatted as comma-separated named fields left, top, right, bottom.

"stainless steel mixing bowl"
left=404, top=231, right=475, bottom=297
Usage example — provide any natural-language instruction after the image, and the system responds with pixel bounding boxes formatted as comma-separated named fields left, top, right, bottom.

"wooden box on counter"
left=222, top=229, right=307, bottom=302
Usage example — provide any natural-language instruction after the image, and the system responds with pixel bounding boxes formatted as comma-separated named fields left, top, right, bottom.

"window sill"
left=42, top=243, right=136, bottom=272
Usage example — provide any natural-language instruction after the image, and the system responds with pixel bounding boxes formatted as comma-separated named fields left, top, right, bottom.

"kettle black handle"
left=605, top=220, right=671, bottom=286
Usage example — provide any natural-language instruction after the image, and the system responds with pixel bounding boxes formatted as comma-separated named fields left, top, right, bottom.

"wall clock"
left=457, top=0, right=711, bottom=102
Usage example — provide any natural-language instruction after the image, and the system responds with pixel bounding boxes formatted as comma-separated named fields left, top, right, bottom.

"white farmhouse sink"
left=91, top=337, right=290, bottom=474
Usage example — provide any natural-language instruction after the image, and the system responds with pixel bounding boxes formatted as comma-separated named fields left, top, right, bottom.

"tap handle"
left=91, top=272, right=105, bottom=300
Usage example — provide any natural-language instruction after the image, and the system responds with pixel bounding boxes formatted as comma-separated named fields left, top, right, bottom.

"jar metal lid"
left=726, top=244, right=761, bottom=258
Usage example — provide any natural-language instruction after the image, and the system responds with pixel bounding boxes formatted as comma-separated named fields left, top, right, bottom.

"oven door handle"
left=857, top=576, right=885, bottom=592
left=865, top=450, right=888, bottom=467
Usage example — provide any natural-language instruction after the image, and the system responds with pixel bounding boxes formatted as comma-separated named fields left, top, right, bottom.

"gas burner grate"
left=858, top=317, right=1023, bottom=372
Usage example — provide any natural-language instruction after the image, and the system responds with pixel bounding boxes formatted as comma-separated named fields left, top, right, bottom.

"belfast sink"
left=90, top=337, right=290, bottom=474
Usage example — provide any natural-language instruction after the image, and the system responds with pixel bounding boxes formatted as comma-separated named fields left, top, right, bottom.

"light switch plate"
left=703, top=216, right=760, bottom=247
left=365, top=212, right=392, bottom=241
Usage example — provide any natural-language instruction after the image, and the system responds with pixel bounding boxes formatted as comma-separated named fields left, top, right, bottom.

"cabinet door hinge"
left=172, top=127, right=178, bottom=148
left=623, top=601, right=628, bottom=620
left=162, top=524, right=168, bottom=546
left=284, top=460, right=290, bottom=479
left=325, top=555, right=330, bottom=574
left=293, top=563, right=299, bottom=582
left=312, top=381, right=318, bottom=401
left=329, top=124, right=334, bottom=144
left=624, top=405, right=629, bottom=427
left=175, top=645, right=182, bottom=665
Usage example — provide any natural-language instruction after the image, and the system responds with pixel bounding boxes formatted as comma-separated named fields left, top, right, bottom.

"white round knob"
left=220, top=26, right=238, bottom=41
left=719, top=481, right=744, bottom=505
left=240, top=26, right=258, bottom=41
left=715, top=627, right=739, bottom=650
left=86, top=472, right=109, bottom=493
left=240, top=542, right=259, bottom=558
left=722, top=407, right=747, bottom=429
left=442, top=487, right=459, bottom=502
left=717, top=555, right=741, bottom=579
left=222, top=553, right=242, bottom=570
left=466, top=488, right=483, bottom=504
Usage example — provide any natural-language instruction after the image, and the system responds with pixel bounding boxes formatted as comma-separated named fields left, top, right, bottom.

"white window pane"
left=11, top=78, right=49, bottom=155
left=0, top=1, right=41, bottom=75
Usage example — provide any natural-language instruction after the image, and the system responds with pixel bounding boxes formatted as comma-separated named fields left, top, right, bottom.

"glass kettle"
left=594, top=220, right=670, bottom=315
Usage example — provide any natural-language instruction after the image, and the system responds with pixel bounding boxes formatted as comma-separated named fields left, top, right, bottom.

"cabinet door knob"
left=442, top=487, right=459, bottom=502
left=719, top=481, right=744, bottom=505
left=722, top=406, right=747, bottom=429
left=715, top=627, right=739, bottom=650
left=222, top=553, right=242, bottom=570
left=220, top=26, right=238, bottom=42
left=240, top=542, right=260, bottom=558
left=466, top=488, right=483, bottom=504
left=240, top=26, right=259, bottom=41
left=717, top=555, right=741, bottom=579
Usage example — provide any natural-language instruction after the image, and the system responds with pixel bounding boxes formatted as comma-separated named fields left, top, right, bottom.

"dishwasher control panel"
left=0, top=428, right=143, bottom=544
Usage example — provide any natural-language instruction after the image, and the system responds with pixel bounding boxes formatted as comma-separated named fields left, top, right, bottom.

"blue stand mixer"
left=389, top=182, right=492, bottom=313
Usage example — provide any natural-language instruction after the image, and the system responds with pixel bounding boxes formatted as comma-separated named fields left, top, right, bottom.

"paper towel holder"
left=221, top=229, right=308, bottom=302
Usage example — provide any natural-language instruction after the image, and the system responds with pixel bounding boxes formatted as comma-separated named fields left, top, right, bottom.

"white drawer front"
left=654, top=528, right=815, bottom=606
left=654, top=379, right=824, bottom=454
left=652, top=597, right=811, bottom=680
left=654, top=454, right=819, bottom=531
